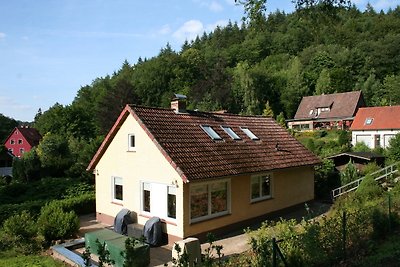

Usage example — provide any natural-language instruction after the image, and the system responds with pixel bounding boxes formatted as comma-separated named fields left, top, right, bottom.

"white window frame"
left=128, top=134, right=136, bottom=151
left=200, top=125, right=223, bottom=140
left=10, top=139, right=15, bottom=145
left=112, top=176, right=123, bottom=203
left=19, top=148, right=24, bottom=154
left=240, top=127, right=259, bottom=140
left=221, top=126, right=241, bottom=140
left=18, top=139, right=23, bottom=144
left=250, top=174, right=272, bottom=202
left=189, top=179, right=231, bottom=224
left=365, top=118, right=373, bottom=125
left=141, top=182, right=151, bottom=214
left=167, top=186, right=177, bottom=219
left=140, top=182, right=177, bottom=222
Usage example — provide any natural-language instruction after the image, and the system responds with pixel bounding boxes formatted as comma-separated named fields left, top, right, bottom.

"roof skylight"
left=201, top=125, right=223, bottom=140
left=240, top=127, right=259, bottom=140
left=221, top=126, right=241, bottom=140
left=365, top=118, right=373, bottom=125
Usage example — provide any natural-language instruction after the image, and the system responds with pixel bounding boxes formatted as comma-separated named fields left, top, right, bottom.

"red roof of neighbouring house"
left=350, top=106, right=400, bottom=130
left=3, top=126, right=42, bottom=147
left=88, top=105, right=320, bottom=182
left=17, top=127, right=42, bottom=146
left=293, top=91, right=365, bottom=120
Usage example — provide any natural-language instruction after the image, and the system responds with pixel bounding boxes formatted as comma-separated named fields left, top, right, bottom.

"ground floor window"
left=167, top=186, right=176, bottom=219
left=142, top=182, right=151, bottom=212
left=112, top=176, right=123, bottom=202
left=190, top=180, right=230, bottom=223
left=251, top=174, right=272, bottom=202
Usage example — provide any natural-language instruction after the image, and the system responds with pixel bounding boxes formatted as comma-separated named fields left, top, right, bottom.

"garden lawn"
left=0, top=249, right=67, bottom=267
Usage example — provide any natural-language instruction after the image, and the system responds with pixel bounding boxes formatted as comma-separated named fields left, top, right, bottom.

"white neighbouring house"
left=350, top=105, right=400, bottom=149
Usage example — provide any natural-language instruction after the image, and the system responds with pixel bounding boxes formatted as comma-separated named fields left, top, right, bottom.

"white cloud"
left=194, top=0, right=224, bottom=12
left=173, top=19, right=230, bottom=42
left=0, top=96, right=29, bottom=109
left=0, top=32, right=6, bottom=39
left=209, top=1, right=223, bottom=12
left=173, top=20, right=205, bottom=42
left=158, top=24, right=171, bottom=35
left=206, top=20, right=229, bottom=31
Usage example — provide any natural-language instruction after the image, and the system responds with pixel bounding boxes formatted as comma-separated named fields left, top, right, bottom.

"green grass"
left=353, top=234, right=400, bottom=266
left=0, top=249, right=67, bottom=267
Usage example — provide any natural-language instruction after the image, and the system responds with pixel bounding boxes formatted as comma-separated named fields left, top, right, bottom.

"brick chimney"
left=171, top=94, right=187, bottom=113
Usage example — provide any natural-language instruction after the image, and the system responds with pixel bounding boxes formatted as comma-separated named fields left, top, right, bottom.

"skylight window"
left=240, top=127, right=259, bottom=140
left=201, top=125, right=223, bottom=140
left=221, top=126, right=241, bottom=140
left=365, top=118, right=373, bottom=125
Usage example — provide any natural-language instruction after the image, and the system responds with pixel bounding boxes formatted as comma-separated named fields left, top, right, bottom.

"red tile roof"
left=293, top=91, right=365, bottom=120
left=351, top=106, right=400, bottom=130
left=88, top=105, right=320, bottom=182
left=17, top=127, right=42, bottom=147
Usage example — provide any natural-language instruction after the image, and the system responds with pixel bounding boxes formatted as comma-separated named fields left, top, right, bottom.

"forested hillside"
left=17, top=2, right=400, bottom=180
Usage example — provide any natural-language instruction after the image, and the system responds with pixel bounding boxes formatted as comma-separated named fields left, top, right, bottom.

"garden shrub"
left=1, top=211, right=42, bottom=254
left=341, top=160, right=359, bottom=185
left=0, top=182, right=29, bottom=204
left=360, top=162, right=380, bottom=177
left=356, top=175, right=383, bottom=201
left=56, top=192, right=95, bottom=215
left=0, top=200, right=44, bottom=225
left=37, top=202, right=79, bottom=244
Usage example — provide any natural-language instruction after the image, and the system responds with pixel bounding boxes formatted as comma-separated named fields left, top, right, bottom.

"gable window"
left=128, top=134, right=135, bottom=151
left=365, top=118, right=373, bottom=125
left=251, top=174, right=272, bottom=202
left=167, top=186, right=176, bottom=219
left=18, top=139, right=23, bottom=144
left=142, top=182, right=151, bottom=212
left=112, top=176, right=123, bottom=202
left=10, top=139, right=15, bottom=145
left=200, top=125, right=222, bottom=140
left=190, top=180, right=230, bottom=223
left=19, top=148, right=24, bottom=154
left=221, top=126, right=241, bottom=140
left=240, top=127, right=259, bottom=140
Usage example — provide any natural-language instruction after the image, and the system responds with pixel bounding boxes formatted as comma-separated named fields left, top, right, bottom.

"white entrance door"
left=150, top=183, right=167, bottom=218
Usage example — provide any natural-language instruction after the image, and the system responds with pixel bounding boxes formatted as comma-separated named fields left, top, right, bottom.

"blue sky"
left=0, top=0, right=398, bottom=122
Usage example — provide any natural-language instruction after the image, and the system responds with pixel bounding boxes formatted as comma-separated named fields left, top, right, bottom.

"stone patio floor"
left=76, top=201, right=331, bottom=266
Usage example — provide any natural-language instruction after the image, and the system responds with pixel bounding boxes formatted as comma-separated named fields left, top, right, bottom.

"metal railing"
left=332, top=163, right=399, bottom=200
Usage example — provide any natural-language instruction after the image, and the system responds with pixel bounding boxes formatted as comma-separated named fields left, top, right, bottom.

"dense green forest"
left=2, top=1, right=400, bottom=181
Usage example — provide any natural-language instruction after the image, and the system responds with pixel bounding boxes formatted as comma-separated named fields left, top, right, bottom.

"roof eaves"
left=86, top=106, right=131, bottom=171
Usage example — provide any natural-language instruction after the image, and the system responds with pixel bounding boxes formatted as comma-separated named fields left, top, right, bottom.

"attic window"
left=240, top=127, right=259, bottom=140
left=365, top=118, right=373, bottom=125
left=201, top=125, right=222, bottom=140
left=221, top=126, right=241, bottom=140
left=128, top=134, right=135, bottom=151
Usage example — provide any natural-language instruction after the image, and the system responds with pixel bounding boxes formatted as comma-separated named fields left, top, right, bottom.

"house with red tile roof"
left=350, top=106, right=400, bottom=149
left=3, top=126, right=42, bottom=158
left=87, top=96, right=320, bottom=243
left=287, top=91, right=365, bottom=131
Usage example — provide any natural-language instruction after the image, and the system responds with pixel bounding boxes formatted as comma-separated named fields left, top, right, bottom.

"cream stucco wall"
left=95, top=114, right=184, bottom=238
left=352, top=129, right=400, bottom=149
left=182, top=166, right=314, bottom=237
